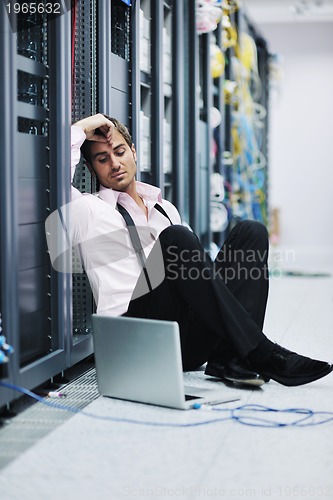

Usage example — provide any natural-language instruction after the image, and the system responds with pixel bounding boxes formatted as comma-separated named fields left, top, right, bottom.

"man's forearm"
left=70, top=125, right=87, bottom=199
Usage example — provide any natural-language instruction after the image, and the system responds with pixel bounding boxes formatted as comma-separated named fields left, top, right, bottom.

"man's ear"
left=131, top=144, right=137, bottom=162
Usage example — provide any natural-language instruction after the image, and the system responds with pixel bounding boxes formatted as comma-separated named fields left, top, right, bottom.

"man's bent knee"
left=159, top=224, right=199, bottom=247
left=236, top=220, right=269, bottom=245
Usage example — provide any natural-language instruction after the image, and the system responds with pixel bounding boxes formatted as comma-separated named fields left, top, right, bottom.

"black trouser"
left=125, top=221, right=270, bottom=371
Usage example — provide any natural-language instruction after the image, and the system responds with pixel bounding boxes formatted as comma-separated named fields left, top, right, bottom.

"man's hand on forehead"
left=74, top=113, right=114, bottom=144
left=99, top=123, right=114, bottom=145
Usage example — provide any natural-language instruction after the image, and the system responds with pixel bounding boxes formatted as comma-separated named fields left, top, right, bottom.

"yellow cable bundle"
left=231, top=125, right=242, bottom=158
left=221, top=0, right=241, bottom=16
left=239, top=32, right=258, bottom=74
left=210, top=43, right=225, bottom=78
left=230, top=56, right=253, bottom=117
left=221, top=15, right=238, bottom=50
left=242, top=81, right=255, bottom=117
left=223, top=79, right=238, bottom=105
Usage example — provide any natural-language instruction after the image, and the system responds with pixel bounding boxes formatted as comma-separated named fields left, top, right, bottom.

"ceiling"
left=242, top=0, right=333, bottom=23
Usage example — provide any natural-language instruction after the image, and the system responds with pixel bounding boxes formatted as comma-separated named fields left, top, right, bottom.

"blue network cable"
left=1, top=380, right=333, bottom=428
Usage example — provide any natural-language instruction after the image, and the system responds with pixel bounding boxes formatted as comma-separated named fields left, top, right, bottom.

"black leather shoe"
left=250, top=344, right=333, bottom=387
left=205, top=358, right=267, bottom=387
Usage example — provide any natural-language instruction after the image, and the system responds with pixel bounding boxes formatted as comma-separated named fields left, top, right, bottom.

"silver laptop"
left=92, top=314, right=239, bottom=410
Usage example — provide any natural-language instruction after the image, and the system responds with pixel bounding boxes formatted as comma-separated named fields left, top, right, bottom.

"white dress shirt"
left=62, top=125, right=181, bottom=316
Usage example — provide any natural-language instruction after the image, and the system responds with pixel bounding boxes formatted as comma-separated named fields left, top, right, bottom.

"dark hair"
left=80, top=114, right=133, bottom=164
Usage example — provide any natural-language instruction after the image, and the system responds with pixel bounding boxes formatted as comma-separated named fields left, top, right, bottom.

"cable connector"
left=0, top=332, right=14, bottom=364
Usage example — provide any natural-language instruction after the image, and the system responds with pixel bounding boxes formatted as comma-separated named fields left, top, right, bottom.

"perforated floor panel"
left=0, top=367, right=99, bottom=470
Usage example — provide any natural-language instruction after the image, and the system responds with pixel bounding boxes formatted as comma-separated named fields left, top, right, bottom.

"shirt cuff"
left=71, top=125, right=86, bottom=148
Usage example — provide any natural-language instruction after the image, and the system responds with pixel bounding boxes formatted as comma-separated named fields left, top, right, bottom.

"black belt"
left=117, top=203, right=173, bottom=292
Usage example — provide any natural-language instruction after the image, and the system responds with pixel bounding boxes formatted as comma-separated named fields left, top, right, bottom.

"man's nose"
left=110, top=159, right=121, bottom=171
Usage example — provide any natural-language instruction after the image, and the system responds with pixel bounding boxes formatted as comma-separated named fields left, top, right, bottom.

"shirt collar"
left=97, top=181, right=162, bottom=208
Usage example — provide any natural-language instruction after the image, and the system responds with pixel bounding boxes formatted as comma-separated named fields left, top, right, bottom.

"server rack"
left=70, top=0, right=98, bottom=365
left=69, top=0, right=133, bottom=366
left=211, top=19, right=228, bottom=249
left=0, top=2, right=71, bottom=407
left=198, top=31, right=213, bottom=250
left=186, top=0, right=201, bottom=235
left=222, top=7, right=270, bottom=228
left=220, top=6, right=239, bottom=231
left=251, top=29, right=270, bottom=224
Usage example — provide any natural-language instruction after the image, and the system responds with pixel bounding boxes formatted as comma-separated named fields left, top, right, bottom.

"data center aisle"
left=0, top=249, right=333, bottom=500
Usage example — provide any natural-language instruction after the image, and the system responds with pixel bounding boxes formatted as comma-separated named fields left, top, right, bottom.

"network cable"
left=1, top=381, right=333, bottom=429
